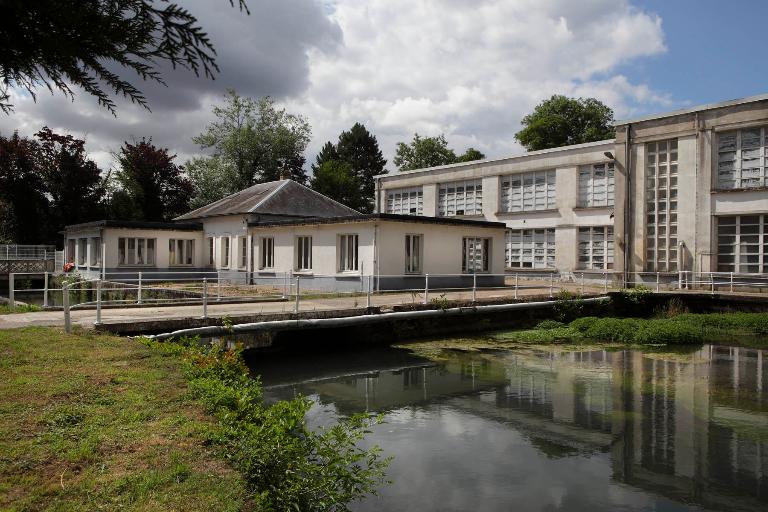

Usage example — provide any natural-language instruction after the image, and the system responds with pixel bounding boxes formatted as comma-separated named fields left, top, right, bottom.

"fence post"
left=678, top=268, right=683, bottom=290
left=603, top=272, right=608, bottom=294
left=202, top=277, right=208, bottom=319
left=730, top=272, right=734, bottom=293
left=423, top=274, right=429, bottom=305
left=8, top=273, right=14, bottom=309
left=367, top=275, right=372, bottom=309
left=137, top=271, right=143, bottom=305
left=549, top=273, right=554, bottom=298
left=282, top=272, right=288, bottom=300
left=217, top=271, right=221, bottom=301
left=294, top=275, right=301, bottom=313
left=514, top=273, right=518, bottom=299
left=43, top=271, right=49, bottom=308
left=94, top=279, right=102, bottom=326
left=711, top=275, right=715, bottom=295
left=63, top=283, right=71, bottom=334
left=656, top=272, right=660, bottom=293
left=472, top=272, right=477, bottom=303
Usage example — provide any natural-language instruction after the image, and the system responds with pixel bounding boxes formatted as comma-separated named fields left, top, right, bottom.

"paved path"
left=0, top=285, right=597, bottom=330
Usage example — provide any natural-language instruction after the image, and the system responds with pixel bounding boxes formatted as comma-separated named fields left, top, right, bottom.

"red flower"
left=63, top=262, right=75, bottom=272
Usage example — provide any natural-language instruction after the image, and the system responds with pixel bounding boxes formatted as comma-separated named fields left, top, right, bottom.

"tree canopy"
left=393, top=134, right=485, bottom=171
left=514, top=95, right=615, bottom=151
left=0, top=0, right=247, bottom=115
left=309, top=160, right=361, bottom=210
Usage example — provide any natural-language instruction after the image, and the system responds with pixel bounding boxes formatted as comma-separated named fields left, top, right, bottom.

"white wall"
left=201, top=216, right=250, bottom=270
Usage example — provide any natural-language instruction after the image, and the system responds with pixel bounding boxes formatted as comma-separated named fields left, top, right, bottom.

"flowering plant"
left=63, top=262, right=75, bottom=272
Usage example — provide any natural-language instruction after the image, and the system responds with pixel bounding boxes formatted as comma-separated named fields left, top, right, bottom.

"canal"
left=249, top=340, right=768, bottom=511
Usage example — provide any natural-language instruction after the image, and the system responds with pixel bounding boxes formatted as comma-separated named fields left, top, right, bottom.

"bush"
left=569, top=316, right=599, bottom=333
left=552, top=290, right=583, bottom=322
left=584, top=318, right=640, bottom=343
left=634, top=320, right=700, bottom=344
left=535, top=320, right=565, bottom=330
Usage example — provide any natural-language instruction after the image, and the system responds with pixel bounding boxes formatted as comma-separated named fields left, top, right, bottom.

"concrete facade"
left=376, top=93, right=768, bottom=282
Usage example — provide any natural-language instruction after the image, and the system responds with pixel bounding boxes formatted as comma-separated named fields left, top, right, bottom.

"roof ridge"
left=248, top=180, right=289, bottom=212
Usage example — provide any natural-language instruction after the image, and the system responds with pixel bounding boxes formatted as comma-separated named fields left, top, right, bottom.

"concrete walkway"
left=0, top=285, right=595, bottom=330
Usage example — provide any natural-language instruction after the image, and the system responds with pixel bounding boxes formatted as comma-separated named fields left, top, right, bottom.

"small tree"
left=309, top=160, right=361, bottom=210
left=113, top=139, right=193, bottom=221
left=514, top=95, right=615, bottom=151
left=336, top=123, right=387, bottom=213
left=456, top=147, right=486, bottom=162
left=393, top=134, right=457, bottom=171
left=311, top=141, right=339, bottom=174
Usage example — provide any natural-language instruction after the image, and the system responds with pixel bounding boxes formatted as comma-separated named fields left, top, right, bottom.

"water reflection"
left=253, top=344, right=768, bottom=512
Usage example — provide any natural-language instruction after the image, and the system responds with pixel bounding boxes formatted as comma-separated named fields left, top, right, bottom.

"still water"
left=250, top=342, right=768, bottom=512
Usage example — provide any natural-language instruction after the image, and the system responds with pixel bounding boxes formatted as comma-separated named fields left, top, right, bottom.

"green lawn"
left=0, top=327, right=247, bottom=511
left=0, top=303, right=42, bottom=314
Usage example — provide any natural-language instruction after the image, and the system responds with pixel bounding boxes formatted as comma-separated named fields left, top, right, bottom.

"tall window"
left=77, top=238, right=87, bottom=265
left=500, top=170, right=556, bottom=212
left=67, top=239, right=76, bottom=263
left=238, top=236, right=247, bottom=268
left=717, top=127, right=768, bottom=189
left=386, top=187, right=423, bottom=215
left=578, top=227, right=614, bottom=270
left=462, top=237, right=490, bottom=273
left=220, top=237, right=230, bottom=268
left=118, top=238, right=155, bottom=266
left=206, top=237, right=214, bottom=266
left=405, top=234, right=423, bottom=274
left=89, top=237, right=101, bottom=266
left=505, top=229, right=555, bottom=269
left=259, top=237, right=274, bottom=270
left=296, top=236, right=312, bottom=271
left=438, top=179, right=482, bottom=216
left=338, top=234, right=359, bottom=272
left=169, top=239, right=194, bottom=265
left=578, top=163, right=614, bottom=207
left=717, top=215, right=767, bottom=273
left=646, top=139, right=678, bottom=271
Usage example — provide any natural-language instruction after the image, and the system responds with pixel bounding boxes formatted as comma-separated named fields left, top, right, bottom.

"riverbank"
left=0, top=327, right=247, bottom=510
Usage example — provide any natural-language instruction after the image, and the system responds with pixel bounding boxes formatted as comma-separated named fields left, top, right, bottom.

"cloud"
left=0, top=0, right=671, bottom=174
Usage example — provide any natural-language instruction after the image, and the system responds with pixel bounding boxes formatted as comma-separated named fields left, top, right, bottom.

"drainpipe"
left=623, top=123, right=632, bottom=287
left=692, top=112, right=699, bottom=275
left=373, top=223, right=379, bottom=291
left=100, top=228, right=106, bottom=280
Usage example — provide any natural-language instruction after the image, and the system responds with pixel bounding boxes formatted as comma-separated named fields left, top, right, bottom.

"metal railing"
left=0, top=245, right=56, bottom=260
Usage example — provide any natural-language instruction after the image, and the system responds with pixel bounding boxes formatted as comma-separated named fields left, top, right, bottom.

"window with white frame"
left=462, top=237, right=490, bottom=273
left=578, top=163, right=614, bottom=207
left=77, top=238, right=87, bottom=265
left=67, top=239, right=76, bottom=263
left=578, top=227, right=614, bottom=270
left=646, top=139, right=678, bottom=271
left=500, top=170, right=556, bottom=212
left=89, top=237, right=101, bottom=266
left=220, top=237, right=230, bottom=268
left=238, top=236, right=247, bottom=268
left=206, top=237, right=214, bottom=266
left=438, top=179, right=482, bottom=216
left=386, top=187, right=423, bottom=215
left=259, top=237, right=274, bottom=270
left=338, top=234, right=359, bottom=272
left=169, top=239, right=194, bottom=266
left=404, top=234, right=423, bottom=274
left=117, top=237, right=155, bottom=266
left=717, top=127, right=768, bottom=189
left=296, top=236, right=312, bottom=271
left=717, top=215, right=768, bottom=273
left=505, top=229, right=555, bottom=269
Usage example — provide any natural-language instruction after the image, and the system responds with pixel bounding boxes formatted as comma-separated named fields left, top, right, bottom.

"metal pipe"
left=472, top=272, right=477, bottom=303
left=95, top=279, right=102, bottom=326
left=202, top=277, right=208, bottom=319
left=137, top=271, right=143, bottom=305
left=43, top=271, right=49, bottom=308
left=8, top=273, right=13, bottom=308
left=294, top=275, right=301, bottom=313
left=63, top=283, right=71, bottom=334
left=424, top=274, right=429, bottom=304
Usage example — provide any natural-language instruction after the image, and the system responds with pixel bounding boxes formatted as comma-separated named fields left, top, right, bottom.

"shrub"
left=535, top=320, right=565, bottom=330
left=584, top=318, right=639, bottom=343
left=634, top=320, right=700, bottom=345
left=569, top=316, right=599, bottom=333
left=552, top=290, right=583, bottom=322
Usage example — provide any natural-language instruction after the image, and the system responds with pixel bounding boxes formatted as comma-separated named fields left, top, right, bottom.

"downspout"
left=100, top=228, right=105, bottom=280
left=624, top=123, right=632, bottom=287
left=692, top=112, right=699, bottom=276
left=373, top=223, right=379, bottom=291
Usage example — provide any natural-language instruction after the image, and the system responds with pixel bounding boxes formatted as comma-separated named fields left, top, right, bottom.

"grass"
left=0, top=327, right=247, bottom=511
left=0, top=303, right=42, bottom=314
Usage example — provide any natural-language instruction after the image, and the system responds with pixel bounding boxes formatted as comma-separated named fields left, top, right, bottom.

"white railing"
left=0, top=245, right=56, bottom=260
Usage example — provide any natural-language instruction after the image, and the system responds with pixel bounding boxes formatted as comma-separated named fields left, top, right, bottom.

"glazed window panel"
left=206, top=238, right=215, bottom=266
left=169, top=239, right=194, bottom=266
left=77, top=238, right=87, bottom=265
left=259, top=237, right=274, bottom=270
left=438, top=179, right=482, bottom=216
left=89, top=237, right=101, bottom=266
left=500, top=170, right=556, bottom=212
left=387, top=187, right=424, bottom=215
left=296, top=236, right=312, bottom=271
left=646, top=139, right=678, bottom=271
left=338, top=234, right=359, bottom=272
left=505, top=228, right=555, bottom=269
left=578, top=163, right=615, bottom=207
left=578, top=226, right=614, bottom=270
left=462, top=237, right=491, bottom=273
left=404, top=234, right=423, bottom=274
left=717, top=127, right=768, bottom=189
left=118, top=237, right=155, bottom=266
left=717, top=215, right=767, bottom=274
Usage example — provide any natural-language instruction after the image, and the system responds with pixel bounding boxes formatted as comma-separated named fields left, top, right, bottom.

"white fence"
left=0, top=245, right=56, bottom=260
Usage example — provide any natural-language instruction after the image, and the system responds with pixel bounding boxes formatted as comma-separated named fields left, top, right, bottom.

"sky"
left=2, top=0, right=767, bottom=174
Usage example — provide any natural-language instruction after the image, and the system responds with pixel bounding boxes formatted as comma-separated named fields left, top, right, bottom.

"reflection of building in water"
left=274, top=344, right=767, bottom=510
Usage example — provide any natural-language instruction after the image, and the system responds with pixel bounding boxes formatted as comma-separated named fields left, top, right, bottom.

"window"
left=386, top=187, right=423, bottom=215
left=500, top=170, right=556, bottom=212
left=67, top=239, right=76, bottom=263
left=505, top=229, right=555, bottom=269
left=295, top=236, right=312, bottom=271
left=578, top=227, right=614, bottom=270
left=118, top=238, right=155, bottom=266
left=259, top=237, right=274, bottom=270
left=462, top=237, right=490, bottom=273
left=206, top=237, right=215, bottom=266
left=77, top=238, right=87, bottom=266
left=438, top=179, right=482, bottom=216
left=169, top=239, right=194, bottom=266
left=405, top=234, right=423, bottom=273
left=717, top=215, right=768, bottom=273
left=220, top=237, right=230, bottom=268
left=338, top=234, right=359, bottom=272
left=578, top=163, right=614, bottom=207
left=239, top=236, right=247, bottom=268
left=646, top=139, right=678, bottom=271
left=717, top=127, right=768, bottom=189
left=89, top=237, right=101, bottom=266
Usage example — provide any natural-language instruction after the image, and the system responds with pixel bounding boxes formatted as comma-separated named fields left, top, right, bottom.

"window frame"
left=578, top=163, right=615, bottom=208
left=716, top=127, right=768, bottom=190
left=295, top=235, right=313, bottom=272
left=404, top=234, right=423, bottom=274
left=645, top=139, right=679, bottom=272
left=238, top=235, right=247, bottom=269
left=438, top=179, right=483, bottom=217
left=462, top=237, right=491, bottom=273
left=386, top=187, right=424, bottom=215
left=259, top=236, right=274, bottom=270
left=577, top=226, right=614, bottom=270
left=338, top=234, right=359, bottom=272
left=500, top=170, right=556, bottom=213
left=89, top=237, right=101, bottom=267
left=206, top=237, right=215, bottom=266
left=117, top=237, right=156, bottom=267
left=505, top=228, right=556, bottom=269
left=220, top=236, right=231, bottom=269
left=77, top=238, right=87, bottom=266
left=169, top=239, right=195, bottom=266
left=716, top=215, right=767, bottom=274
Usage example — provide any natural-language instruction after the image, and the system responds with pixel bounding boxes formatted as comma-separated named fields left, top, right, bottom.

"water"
left=249, top=342, right=768, bottom=512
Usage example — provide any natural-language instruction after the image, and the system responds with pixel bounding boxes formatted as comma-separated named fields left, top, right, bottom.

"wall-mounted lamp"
left=603, top=151, right=615, bottom=160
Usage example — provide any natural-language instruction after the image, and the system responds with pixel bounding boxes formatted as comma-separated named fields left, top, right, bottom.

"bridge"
left=0, top=245, right=59, bottom=278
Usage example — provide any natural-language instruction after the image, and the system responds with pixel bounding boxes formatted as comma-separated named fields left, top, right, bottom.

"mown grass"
left=0, top=327, right=247, bottom=511
left=0, top=303, right=42, bottom=314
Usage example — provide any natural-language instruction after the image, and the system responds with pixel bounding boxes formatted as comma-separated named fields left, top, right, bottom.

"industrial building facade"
left=375, top=94, right=768, bottom=282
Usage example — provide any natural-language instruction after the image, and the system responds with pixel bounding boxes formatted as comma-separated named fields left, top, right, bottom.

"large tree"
left=0, top=133, right=48, bottom=243
left=192, top=90, right=311, bottom=193
left=309, top=160, right=361, bottom=211
left=393, top=134, right=484, bottom=172
left=335, top=123, right=387, bottom=213
left=514, top=95, right=615, bottom=151
left=185, top=155, right=239, bottom=210
left=0, top=0, right=247, bottom=115
left=112, top=139, right=193, bottom=221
